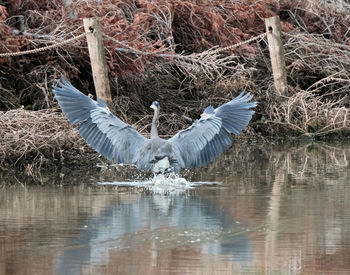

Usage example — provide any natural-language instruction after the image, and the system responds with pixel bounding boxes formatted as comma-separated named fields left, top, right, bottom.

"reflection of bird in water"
left=55, top=195, right=253, bottom=275
left=53, top=79, right=256, bottom=173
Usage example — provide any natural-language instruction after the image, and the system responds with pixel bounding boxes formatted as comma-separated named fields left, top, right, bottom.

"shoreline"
left=1, top=108, right=349, bottom=174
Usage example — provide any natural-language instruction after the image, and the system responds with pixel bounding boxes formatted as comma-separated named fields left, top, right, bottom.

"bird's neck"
left=151, top=108, right=159, bottom=138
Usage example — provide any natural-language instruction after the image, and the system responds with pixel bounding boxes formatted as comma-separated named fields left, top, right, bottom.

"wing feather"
left=52, top=79, right=147, bottom=163
left=169, top=116, right=223, bottom=166
left=215, top=91, right=257, bottom=134
left=169, top=91, right=256, bottom=169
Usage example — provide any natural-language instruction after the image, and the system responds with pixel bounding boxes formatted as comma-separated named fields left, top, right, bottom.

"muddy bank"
left=1, top=138, right=349, bottom=185
left=0, top=106, right=349, bottom=172
left=0, top=107, right=257, bottom=171
left=0, top=109, right=99, bottom=171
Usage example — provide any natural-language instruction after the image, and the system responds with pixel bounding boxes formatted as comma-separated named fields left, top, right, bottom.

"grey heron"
left=52, top=79, right=257, bottom=173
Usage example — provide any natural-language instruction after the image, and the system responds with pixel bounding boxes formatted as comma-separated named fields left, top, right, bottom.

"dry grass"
left=269, top=90, right=349, bottom=136
left=264, top=32, right=350, bottom=136
left=0, top=108, right=99, bottom=171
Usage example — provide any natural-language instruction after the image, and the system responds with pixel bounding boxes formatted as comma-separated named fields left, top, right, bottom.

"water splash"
left=96, top=173, right=219, bottom=194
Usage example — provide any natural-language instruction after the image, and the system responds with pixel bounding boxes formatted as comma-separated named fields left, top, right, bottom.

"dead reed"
left=0, top=109, right=98, bottom=170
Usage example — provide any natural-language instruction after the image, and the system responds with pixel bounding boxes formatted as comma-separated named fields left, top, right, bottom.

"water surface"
left=0, top=141, right=349, bottom=274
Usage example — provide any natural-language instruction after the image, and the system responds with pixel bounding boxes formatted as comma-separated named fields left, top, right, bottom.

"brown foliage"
left=280, top=0, right=350, bottom=43
left=172, top=0, right=278, bottom=54
left=0, top=0, right=280, bottom=81
left=0, top=5, right=8, bottom=22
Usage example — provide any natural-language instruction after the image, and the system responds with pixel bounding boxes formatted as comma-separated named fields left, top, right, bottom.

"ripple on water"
left=96, top=173, right=220, bottom=194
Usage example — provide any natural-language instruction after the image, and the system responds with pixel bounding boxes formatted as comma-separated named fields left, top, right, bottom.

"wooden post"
left=265, top=16, right=288, bottom=96
left=83, top=17, right=112, bottom=106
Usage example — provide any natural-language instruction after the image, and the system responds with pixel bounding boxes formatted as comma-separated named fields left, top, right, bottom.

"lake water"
left=0, top=141, right=349, bottom=274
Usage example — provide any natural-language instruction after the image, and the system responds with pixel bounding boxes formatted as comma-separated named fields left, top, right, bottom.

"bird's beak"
left=150, top=104, right=154, bottom=109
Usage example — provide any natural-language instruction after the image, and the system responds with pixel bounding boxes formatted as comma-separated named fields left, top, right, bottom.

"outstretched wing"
left=169, top=91, right=256, bottom=168
left=214, top=92, right=257, bottom=134
left=52, top=79, right=147, bottom=163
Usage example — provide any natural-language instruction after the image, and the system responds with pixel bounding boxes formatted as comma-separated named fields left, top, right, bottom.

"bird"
left=52, top=79, right=257, bottom=174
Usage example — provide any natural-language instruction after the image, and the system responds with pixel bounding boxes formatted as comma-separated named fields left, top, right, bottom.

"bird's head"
left=150, top=101, right=160, bottom=110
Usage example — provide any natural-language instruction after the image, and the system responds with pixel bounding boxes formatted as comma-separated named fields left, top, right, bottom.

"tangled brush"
left=263, top=32, right=350, bottom=136
left=0, top=109, right=98, bottom=170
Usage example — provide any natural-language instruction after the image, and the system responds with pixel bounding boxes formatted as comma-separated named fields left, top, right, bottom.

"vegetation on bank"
left=0, top=0, right=349, bottom=170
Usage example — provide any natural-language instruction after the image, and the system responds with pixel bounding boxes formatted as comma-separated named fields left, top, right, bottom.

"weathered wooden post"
left=83, top=17, right=112, bottom=106
left=265, top=16, right=288, bottom=96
